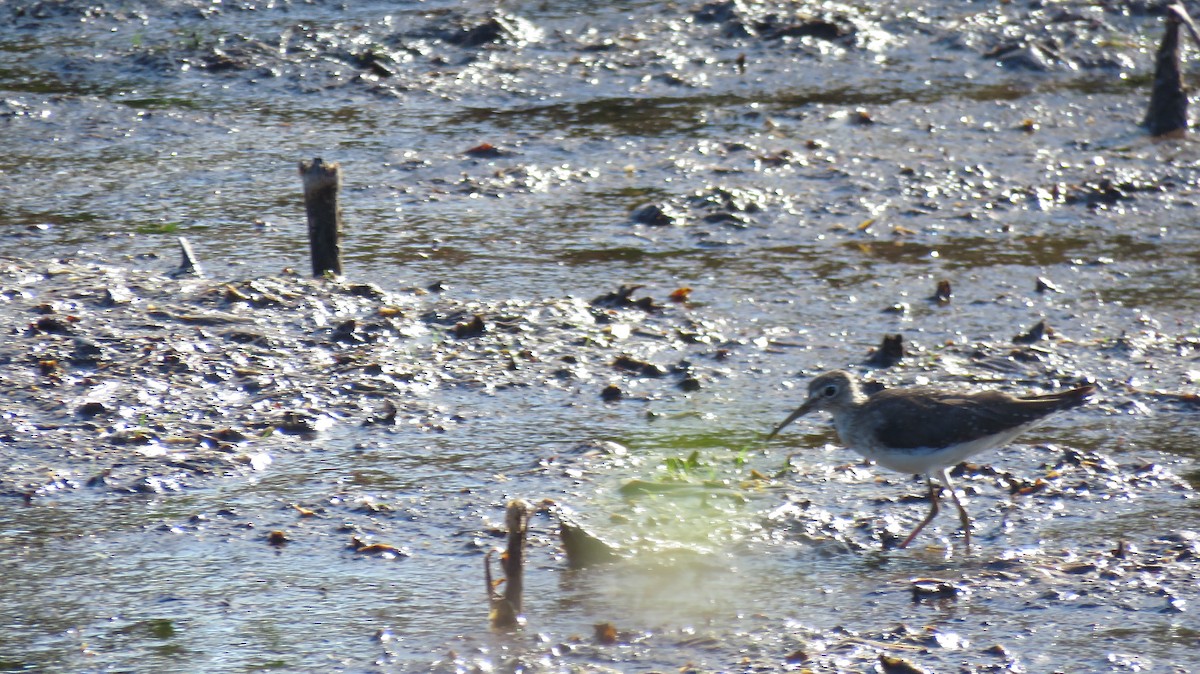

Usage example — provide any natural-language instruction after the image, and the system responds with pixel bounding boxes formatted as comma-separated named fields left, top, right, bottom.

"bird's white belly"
left=837, top=420, right=1034, bottom=475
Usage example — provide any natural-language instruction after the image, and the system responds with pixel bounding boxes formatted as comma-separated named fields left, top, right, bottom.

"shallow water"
left=3, top=410, right=1195, bottom=671
left=2, top=0, right=1200, bottom=671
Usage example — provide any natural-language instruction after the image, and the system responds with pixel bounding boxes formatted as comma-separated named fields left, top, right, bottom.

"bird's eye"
left=823, top=385, right=837, bottom=397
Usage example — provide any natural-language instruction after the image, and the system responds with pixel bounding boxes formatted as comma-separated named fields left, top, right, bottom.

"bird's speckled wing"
left=862, top=387, right=1091, bottom=450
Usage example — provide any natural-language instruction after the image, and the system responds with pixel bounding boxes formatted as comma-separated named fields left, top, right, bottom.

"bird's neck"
left=844, top=383, right=869, bottom=408
left=828, top=390, right=868, bottom=419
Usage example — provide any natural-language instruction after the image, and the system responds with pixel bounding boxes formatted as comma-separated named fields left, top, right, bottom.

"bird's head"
left=766, top=370, right=861, bottom=440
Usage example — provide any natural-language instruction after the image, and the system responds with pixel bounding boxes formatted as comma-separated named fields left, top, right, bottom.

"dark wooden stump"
left=299, top=158, right=343, bottom=277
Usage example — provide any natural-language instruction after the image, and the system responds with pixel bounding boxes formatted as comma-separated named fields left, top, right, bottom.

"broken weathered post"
left=299, top=158, right=342, bottom=276
left=1144, top=3, right=1200, bottom=137
left=175, top=236, right=203, bottom=277
left=486, top=499, right=530, bottom=628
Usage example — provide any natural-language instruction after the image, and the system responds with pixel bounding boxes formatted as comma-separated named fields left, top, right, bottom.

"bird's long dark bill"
left=766, top=399, right=816, bottom=440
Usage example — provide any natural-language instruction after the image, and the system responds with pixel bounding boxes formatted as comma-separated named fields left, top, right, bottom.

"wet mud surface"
left=2, top=0, right=1200, bottom=672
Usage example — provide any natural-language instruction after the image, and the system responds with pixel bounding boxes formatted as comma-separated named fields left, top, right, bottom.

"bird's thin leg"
left=899, top=475, right=940, bottom=549
left=939, top=467, right=972, bottom=550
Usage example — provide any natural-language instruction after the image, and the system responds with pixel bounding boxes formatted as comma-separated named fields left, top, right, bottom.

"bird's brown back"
left=861, top=384, right=1095, bottom=451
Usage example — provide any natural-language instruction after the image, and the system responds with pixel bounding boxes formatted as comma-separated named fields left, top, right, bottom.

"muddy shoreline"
left=3, top=0, right=1199, bottom=671
left=3, top=254, right=1195, bottom=498
left=2, top=255, right=1197, bottom=672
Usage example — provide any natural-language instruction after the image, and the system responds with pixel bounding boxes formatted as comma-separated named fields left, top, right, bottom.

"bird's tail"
left=1021, top=383, right=1096, bottom=411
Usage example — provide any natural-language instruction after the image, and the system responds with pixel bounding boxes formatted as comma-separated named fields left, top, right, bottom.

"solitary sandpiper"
left=767, top=370, right=1095, bottom=549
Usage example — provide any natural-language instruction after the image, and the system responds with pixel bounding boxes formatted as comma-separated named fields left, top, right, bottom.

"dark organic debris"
left=600, top=384, right=623, bottom=402
left=669, top=287, right=692, bottom=302
left=1013, top=319, right=1050, bottom=344
left=447, top=19, right=505, bottom=47
left=594, top=622, right=619, bottom=645
left=69, top=338, right=105, bottom=363
left=910, top=578, right=962, bottom=601
left=77, top=401, right=109, bottom=418
left=785, top=649, right=809, bottom=664
left=350, top=532, right=410, bottom=554
left=348, top=48, right=398, bottom=78
left=865, top=333, right=905, bottom=368
left=630, top=203, right=676, bottom=226
left=612, top=355, right=667, bottom=377
left=982, top=644, right=1010, bottom=658
left=267, top=530, right=290, bottom=547
left=363, top=400, right=399, bottom=426
left=1062, top=178, right=1155, bottom=208
left=879, top=653, right=930, bottom=674
left=331, top=319, right=362, bottom=343
left=464, top=142, right=512, bottom=158
left=685, top=186, right=767, bottom=229
left=692, top=1, right=855, bottom=41
left=350, top=536, right=409, bottom=556
left=346, top=283, right=385, bottom=299
left=453, top=315, right=487, bottom=338
left=31, top=315, right=74, bottom=335
left=196, top=47, right=251, bottom=72
left=758, top=16, right=855, bottom=41
left=591, top=285, right=661, bottom=313
left=931, top=279, right=952, bottom=304
left=106, top=426, right=156, bottom=445
left=277, top=410, right=319, bottom=434
left=208, top=428, right=248, bottom=443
